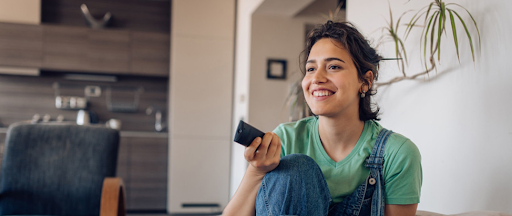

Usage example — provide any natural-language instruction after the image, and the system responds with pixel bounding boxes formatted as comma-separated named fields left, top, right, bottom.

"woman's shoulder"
left=366, top=120, right=420, bottom=158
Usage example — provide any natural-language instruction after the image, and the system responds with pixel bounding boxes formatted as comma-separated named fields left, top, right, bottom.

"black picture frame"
left=267, top=59, right=287, bottom=80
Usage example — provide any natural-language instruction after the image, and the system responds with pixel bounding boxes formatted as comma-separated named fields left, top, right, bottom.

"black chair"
left=0, top=122, right=125, bottom=216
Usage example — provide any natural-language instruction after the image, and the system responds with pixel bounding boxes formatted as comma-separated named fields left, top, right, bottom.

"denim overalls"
left=255, top=129, right=393, bottom=216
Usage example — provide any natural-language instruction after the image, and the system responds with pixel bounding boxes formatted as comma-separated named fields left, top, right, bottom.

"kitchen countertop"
left=0, top=127, right=167, bottom=138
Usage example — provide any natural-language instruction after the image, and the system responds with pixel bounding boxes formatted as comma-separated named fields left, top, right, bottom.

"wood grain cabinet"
left=0, top=23, right=169, bottom=77
left=0, top=23, right=43, bottom=68
left=117, top=136, right=168, bottom=211
left=88, top=29, right=131, bottom=74
left=130, top=32, right=170, bottom=77
left=43, top=25, right=89, bottom=71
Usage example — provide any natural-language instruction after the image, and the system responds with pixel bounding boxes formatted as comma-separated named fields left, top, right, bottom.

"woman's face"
left=302, top=38, right=363, bottom=118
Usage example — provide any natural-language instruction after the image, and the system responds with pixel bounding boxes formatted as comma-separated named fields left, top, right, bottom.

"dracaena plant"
left=375, top=0, right=481, bottom=88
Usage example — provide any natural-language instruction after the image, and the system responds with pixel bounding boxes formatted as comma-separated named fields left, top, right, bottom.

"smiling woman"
left=223, top=21, right=422, bottom=216
left=301, top=21, right=382, bottom=121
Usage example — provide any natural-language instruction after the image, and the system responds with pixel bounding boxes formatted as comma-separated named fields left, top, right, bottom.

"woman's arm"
left=385, top=204, right=418, bottom=216
left=222, top=132, right=281, bottom=216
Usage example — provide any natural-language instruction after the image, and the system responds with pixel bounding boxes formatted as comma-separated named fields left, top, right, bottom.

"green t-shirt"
left=273, top=116, right=422, bottom=204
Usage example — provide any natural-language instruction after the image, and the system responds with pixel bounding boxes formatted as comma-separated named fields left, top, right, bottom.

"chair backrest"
left=0, top=122, right=120, bottom=216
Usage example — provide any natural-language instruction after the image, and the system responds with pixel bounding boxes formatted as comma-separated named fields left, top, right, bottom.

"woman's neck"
left=317, top=114, right=365, bottom=162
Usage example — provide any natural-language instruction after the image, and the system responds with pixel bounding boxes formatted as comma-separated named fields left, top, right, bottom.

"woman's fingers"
left=275, top=135, right=281, bottom=159
left=244, top=132, right=281, bottom=174
left=244, top=132, right=274, bottom=160
left=258, top=132, right=274, bottom=155
left=266, top=133, right=279, bottom=158
left=244, top=137, right=261, bottom=161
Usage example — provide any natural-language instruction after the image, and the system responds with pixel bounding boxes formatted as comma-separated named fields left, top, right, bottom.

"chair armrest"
left=100, top=177, right=126, bottom=216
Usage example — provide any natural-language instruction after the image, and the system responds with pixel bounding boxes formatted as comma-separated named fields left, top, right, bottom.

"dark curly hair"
left=301, top=21, right=382, bottom=121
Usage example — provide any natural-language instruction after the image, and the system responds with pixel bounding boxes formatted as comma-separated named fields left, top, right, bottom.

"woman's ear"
left=363, top=70, right=374, bottom=90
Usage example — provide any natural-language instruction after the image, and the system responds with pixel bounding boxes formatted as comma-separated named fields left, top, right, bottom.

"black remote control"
left=234, top=120, right=265, bottom=147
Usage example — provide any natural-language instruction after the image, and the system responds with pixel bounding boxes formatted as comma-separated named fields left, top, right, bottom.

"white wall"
left=169, top=0, right=235, bottom=214
left=230, top=1, right=306, bottom=198
left=248, top=14, right=305, bottom=132
left=347, top=0, right=512, bottom=214
left=0, top=0, right=40, bottom=24
left=230, top=0, right=264, bottom=198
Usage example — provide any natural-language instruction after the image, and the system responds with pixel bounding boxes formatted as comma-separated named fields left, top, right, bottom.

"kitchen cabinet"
left=88, top=29, right=131, bottom=74
left=130, top=32, right=170, bottom=77
left=0, top=23, right=43, bottom=68
left=117, top=135, right=168, bottom=211
left=43, top=25, right=89, bottom=71
left=0, top=22, right=169, bottom=77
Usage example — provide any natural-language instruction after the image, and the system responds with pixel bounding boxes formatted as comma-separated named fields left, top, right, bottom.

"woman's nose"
left=312, top=68, right=327, bottom=84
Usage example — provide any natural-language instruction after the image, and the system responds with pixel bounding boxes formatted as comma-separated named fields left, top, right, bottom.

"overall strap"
left=365, top=128, right=393, bottom=216
left=365, top=128, right=393, bottom=169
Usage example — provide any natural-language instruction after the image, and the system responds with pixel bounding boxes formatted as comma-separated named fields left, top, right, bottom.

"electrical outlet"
left=85, top=86, right=101, bottom=97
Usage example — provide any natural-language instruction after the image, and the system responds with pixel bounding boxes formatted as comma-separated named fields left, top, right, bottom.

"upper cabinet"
left=0, top=23, right=43, bottom=68
left=0, top=0, right=170, bottom=77
left=43, top=25, right=89, bottom=72
left=40, top=25, right=169, bottom=76
left=0, top=23, right=170, bottom=77
left=130, top=32, right=170, bottom=77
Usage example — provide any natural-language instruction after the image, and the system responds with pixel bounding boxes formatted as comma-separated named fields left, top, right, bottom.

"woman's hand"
left=223, top=132, right=281, bottom=216
left=244, top=132, right=281, bottom=177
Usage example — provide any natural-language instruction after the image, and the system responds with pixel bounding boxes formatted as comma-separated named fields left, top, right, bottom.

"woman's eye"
left=306, top=67, right=315, bottom=72
left=329, top=65, right=341, bottom=70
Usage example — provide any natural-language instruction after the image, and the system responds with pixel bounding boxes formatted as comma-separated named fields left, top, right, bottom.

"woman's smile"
left=311, top=89, right=335, bottom=100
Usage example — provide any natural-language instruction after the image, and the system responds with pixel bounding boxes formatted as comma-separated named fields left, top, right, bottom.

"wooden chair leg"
left=100, top=177, right=126, bottom=216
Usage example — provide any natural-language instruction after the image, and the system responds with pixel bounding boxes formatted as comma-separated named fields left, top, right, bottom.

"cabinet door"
left=88, top=29, right=130, bottom=74
left=43, top=25, right=89, bottom=71
left=130, top=32, right=170, bottom=77
left=117, top=137, right=130, bottom=191
left=126, top=137, right=168, bottom=211
left=0, top=23, right=42, bottom=68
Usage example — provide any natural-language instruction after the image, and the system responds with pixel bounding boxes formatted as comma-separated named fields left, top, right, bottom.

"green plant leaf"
left=437, top=2, right=445, bottom=61
left=398, top=37, right=408, bottom=75
left=389, top=6, right=394, bottom=30
left=431, top=12, right=439, bottom=62
left=405, top=10, right=427, bottom=40
left=424, top=11, right=438, bottom=69
left=452, top=10, right=476, bottom=61
left=424, top=2, right=435, bottom=24
left=447, top=9, right=460, bottom=63
left=448, top=3, right=481, bottom=50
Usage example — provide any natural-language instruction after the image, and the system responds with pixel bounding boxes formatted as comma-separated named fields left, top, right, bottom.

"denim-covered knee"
left=256, top=154, right=331, bottom=216
left=278, top=154, right=318, bottom=171
left=266, top=154, right=322, bottom=180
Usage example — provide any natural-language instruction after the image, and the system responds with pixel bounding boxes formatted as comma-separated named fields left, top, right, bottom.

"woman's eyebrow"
left=325, top=57, right=345, bottom=63
left=306, top=57, right=346, bottom=64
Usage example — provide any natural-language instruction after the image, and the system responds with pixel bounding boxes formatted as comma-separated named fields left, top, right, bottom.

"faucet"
left=146, top=106, right=165, bottom=132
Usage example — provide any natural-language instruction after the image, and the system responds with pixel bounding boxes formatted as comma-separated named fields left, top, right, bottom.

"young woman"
left=223, top=21, right=422, bottom=216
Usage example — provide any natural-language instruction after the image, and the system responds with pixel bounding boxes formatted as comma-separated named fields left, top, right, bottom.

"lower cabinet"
left=118, top=136, right=168, bottom=211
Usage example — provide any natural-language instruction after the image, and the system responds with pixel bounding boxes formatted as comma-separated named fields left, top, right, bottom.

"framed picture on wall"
left=267, top=59, right=287, bottom=80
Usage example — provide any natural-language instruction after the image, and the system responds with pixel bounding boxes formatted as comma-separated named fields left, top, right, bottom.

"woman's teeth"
left=313, top=90, right=334, bottom=97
